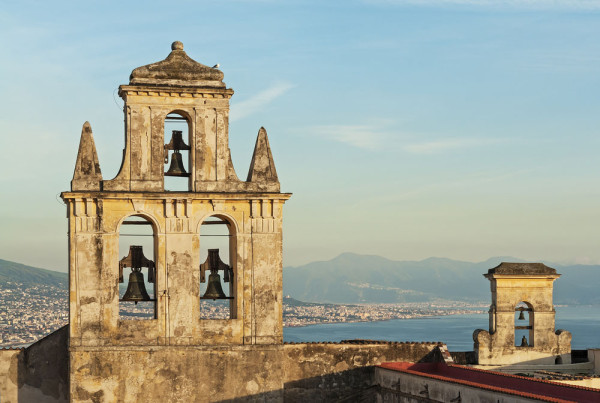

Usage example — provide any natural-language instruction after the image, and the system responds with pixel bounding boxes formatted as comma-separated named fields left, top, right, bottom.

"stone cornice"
left=119, top=84, right=234, bottom=99
left=61, top=191, right=292, bottom=201
left=485, top=273, right=561, bottom=280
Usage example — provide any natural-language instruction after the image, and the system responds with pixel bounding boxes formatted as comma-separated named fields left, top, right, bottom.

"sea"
left=283, top=305, right=600, bottom=351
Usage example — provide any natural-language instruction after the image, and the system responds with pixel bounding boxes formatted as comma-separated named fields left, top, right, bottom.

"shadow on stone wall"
left=216, top=345, right=447, bottom=403
left=18, top=325, right=69, bottom=402
left=214, top=368, right=379, bottom=403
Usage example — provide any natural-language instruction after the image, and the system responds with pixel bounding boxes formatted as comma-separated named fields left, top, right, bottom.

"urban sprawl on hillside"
left=0, top=282, right=485, bottom=347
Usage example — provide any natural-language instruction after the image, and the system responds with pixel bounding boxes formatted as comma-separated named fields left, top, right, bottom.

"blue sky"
left=1, top=1, right=599, bottom=271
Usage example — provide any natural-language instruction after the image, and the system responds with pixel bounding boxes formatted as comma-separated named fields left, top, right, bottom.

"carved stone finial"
left=71, top=121, right=102, bottom=191
left=171, top=41, right=184, bottom=51
left=247, top=127, right=279, bottom=191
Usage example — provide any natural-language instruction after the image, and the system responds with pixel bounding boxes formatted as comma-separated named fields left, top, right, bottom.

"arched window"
left=118, top=215, right=156, bottom=320
left=515, top=301, right=533, bottom=347
left=199, top=215, right=236, bottom=320
left=164, top=112, right=191, bottom=191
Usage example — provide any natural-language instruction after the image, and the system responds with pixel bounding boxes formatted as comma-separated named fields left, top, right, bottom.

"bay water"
left=284, top=305, right=600, bottom=351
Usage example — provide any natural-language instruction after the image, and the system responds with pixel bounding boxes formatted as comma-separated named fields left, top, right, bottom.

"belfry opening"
left=515, top=301, right=533, bottom=347
left=164, top=112, right=191, bottom=191
left=199, top=215, right=235, bottom=319
left=118, top=215, right=157, bottom=320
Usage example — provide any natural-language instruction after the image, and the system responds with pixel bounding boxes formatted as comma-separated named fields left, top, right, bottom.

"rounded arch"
left=116, top=212, right=162, bottom=234
left=164, top=109, right=194, bottom=134
left=165, top=108, right=193, bottom=122
left=515, top=301, right=534, bottom=310
left=195, top=212, right=240, bottom=235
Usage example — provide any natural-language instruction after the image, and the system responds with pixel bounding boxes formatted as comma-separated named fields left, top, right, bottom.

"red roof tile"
left=379, top=362, right=600, bottom=403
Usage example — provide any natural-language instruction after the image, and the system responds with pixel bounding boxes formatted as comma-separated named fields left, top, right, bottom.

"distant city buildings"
left=0, top=281, right=484, bottom=347
left=0, top=282, right=68, bottom=346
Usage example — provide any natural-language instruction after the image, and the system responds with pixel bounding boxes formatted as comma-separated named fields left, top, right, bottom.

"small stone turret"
left=474, top=262, right=571, bottom=365
left=71, top=121, right=102, bottom=191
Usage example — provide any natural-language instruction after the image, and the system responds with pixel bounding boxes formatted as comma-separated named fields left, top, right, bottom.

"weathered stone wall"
left=282, top=342, right=442, bottom=402
left=0, top=326, right=68, bottom=403
left=66, top=341, right=442, bottom=402
left=19, top=326, right=69, bottom=402
left=62, top=194, right=289, bottom=348
left=0, top=348, right=21, bottom=403
left=70, top=345, right=284, bottom=403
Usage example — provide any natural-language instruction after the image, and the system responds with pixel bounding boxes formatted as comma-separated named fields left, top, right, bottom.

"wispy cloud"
left=366, top=0, right=600, bottom=9
left=308, top=123, right=506, bottom=153
left=403, top=137, right=504, bottom=154
left=352, top=167, right=535, bottom=206
left=230, top=82, right=294, bottom=122
left=310, top=124, right=390, bottom=150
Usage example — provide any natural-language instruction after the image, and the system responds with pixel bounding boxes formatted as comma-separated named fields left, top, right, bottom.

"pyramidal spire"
left=71, top=121, right=102, bottom=191
left=246, top=127, right=279, bottom=191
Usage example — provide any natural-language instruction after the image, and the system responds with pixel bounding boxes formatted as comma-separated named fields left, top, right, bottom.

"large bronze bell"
left=122, top=268, right=151, bottom=304
left=200, top=249, right=234, bottom=300
left=165, top=151, right=188, bottom=176
left=119, top=245, right=155, bottom=304
left=202, top=272, right=228, bottom=300
left=518, top=310, right=526, bottom=321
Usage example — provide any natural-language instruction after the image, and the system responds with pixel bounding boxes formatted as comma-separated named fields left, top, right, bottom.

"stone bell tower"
left=473, top=262, right=571, bottom=366
left=62, top=42, right=291, bottom=401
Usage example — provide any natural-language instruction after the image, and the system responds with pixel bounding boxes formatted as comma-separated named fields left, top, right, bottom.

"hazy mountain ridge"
left=0, top=259, right=67, bottom=287
left=1, top=255, right=598, bottom=305
left=284, top=253, right=600, bottom=305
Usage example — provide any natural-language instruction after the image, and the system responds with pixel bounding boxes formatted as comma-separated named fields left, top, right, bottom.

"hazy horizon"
left=1, top=252, right=594, bottom=275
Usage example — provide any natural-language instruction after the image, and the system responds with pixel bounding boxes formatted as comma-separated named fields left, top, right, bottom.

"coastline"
left=284, top=309, right=486, bottom=328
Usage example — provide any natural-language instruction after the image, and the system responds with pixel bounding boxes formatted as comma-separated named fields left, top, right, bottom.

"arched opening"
left=199, top=215, right=236, bottom=319
left=515, top=301, right=533, bottom=347
left=164, top=112, right=191, bottom=191
left=118, top=215, right=156, bottom=320
left=555, top=355, right=563, bottom=365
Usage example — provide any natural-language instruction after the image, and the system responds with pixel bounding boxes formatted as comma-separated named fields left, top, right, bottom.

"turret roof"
left=487, top=262, right=557, bottom=275
left=129, top=41, right=225, bottom=88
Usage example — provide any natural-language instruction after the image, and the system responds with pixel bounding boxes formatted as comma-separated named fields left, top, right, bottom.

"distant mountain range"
left=0, top=259, right=67, bottom=287
left=2, top=254, right=599, bottom=305
left=283, top=253, right=600, bottom=305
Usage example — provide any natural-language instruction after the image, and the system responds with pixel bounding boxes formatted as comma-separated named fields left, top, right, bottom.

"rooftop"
left=379, top=361, right=600, bottom=403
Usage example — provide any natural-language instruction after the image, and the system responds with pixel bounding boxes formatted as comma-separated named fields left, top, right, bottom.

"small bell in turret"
left=164, top=130, right=191, bottom=177
left=166, top=151, right=188, bottom=176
